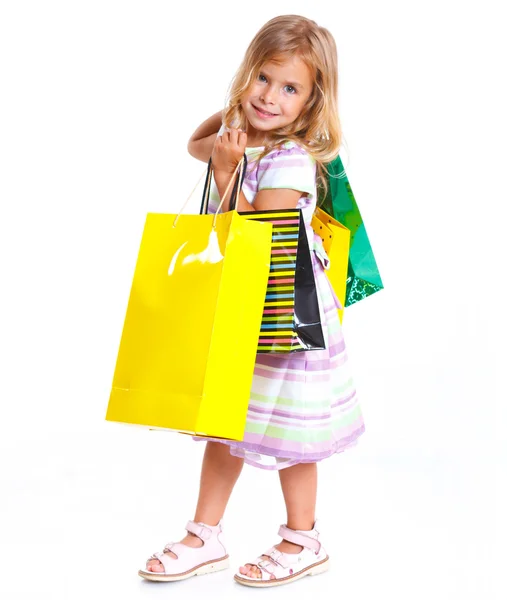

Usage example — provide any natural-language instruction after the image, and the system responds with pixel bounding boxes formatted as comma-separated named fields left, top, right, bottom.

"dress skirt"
left=192, top=232, right=366, bottom=470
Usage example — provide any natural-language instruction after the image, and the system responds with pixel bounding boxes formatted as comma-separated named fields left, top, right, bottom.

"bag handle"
left=173, top=155, right=247, bottom=228
left=200, top=153, right=248, bottom=215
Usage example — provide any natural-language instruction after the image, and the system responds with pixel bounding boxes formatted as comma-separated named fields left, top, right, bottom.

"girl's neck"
left=246, top=134, right=268, bottom=148
left=245, top=121, right=271, bottom=147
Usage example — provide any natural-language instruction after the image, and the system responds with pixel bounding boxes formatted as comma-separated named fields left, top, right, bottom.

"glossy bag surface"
left=106, top=167, right=272, bottom=441
left=311, top=207, right=350, bottom=324
left=320, top=155, right=383, bottom=306
left=243, top=209, right=325, bottom=353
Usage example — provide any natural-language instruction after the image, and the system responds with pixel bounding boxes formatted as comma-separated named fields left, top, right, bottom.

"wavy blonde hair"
left=222, top=14, right=343, bottom=200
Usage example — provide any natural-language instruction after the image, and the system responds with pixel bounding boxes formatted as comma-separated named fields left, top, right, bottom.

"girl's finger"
left=230, top=128, right=242, bottom=145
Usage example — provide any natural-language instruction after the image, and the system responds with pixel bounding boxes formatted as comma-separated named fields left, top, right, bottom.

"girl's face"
left=241, top=55, right=314, bottom=144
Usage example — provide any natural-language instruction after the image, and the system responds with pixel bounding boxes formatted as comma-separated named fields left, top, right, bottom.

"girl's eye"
left=258, top=74, right=267, bottom=82
left=285, top=85, right=296, bottom=94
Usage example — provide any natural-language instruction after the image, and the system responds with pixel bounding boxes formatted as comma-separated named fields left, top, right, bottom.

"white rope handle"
left=172, top=158, right=244, bottom=228
left=172, top=167, right=208, bottom=227
left=213, top=158, right=244, bottom=228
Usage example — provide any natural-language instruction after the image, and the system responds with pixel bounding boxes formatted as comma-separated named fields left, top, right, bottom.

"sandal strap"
left=249, top=553, right=279, bottom=580
left=278, top=524, right=321, bottom=553
left=257, top=560, right=277, bottom=579
left=264, top=547, right=290, bottom=568
left=154, top=542, right=188, bottom=570
left=186, top=520, right=212, bottom=541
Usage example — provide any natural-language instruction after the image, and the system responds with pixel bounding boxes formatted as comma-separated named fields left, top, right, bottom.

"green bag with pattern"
left=319, top=155, right=383, bottom=306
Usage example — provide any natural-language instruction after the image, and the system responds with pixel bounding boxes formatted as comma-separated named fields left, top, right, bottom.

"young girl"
left=138, top=14, right=365, bottom=588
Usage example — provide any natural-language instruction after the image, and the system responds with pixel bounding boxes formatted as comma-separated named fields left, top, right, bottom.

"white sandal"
left=234, top=521, right=329, bottom=587
left=138, top=520, right=229, bottom=582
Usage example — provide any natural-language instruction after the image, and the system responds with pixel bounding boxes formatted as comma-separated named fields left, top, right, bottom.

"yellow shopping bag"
left=106, top=162, right=272, bottom=441
left=311, top=207, right=350, bottom=324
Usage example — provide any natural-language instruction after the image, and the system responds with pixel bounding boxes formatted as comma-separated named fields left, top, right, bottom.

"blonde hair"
left=222, top=14, right=343, bottom=200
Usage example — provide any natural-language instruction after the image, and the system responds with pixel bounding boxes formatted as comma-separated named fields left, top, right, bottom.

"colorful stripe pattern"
left=243, top=209, right=304, bottom=353
left=193, top=249, right=365, bottom=470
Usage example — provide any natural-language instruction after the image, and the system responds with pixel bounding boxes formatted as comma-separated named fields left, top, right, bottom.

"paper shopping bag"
left=242, top=209, right=325, bottom=353
left=319, top=155, right=383, bottom=306
left=311, top=207, right=350, bottom=324
left=199, top=155, right=325, bottom=353
left=106, top=205, right=272, bottom=441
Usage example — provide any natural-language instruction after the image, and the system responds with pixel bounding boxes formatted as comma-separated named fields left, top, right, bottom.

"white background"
left=0, top=1, right=505, bottom=598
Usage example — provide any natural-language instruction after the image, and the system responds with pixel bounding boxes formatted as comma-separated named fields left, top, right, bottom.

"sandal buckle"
left=196, top=525, right=211, bottom=540
left=186, top=520, right=212, bottom=541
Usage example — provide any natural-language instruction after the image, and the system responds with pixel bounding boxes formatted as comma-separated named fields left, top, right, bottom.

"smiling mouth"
left=253, top=105, right=278, bottom=116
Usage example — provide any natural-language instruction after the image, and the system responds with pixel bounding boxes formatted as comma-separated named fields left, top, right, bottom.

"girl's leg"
left=239, top=462, right=318, bottom=578
left=147, top=441, right=244, bottom=572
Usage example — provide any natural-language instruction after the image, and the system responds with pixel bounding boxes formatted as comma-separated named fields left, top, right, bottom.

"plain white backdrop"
left=0, top=1, right=505, bottom=598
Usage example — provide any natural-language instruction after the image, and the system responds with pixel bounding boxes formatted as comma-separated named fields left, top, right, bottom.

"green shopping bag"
left=319, top=155, right=383, bottom=306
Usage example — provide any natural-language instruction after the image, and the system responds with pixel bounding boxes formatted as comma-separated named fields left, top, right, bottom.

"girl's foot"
left=234, top=522, right=329, bottom=587
left=139, top=520, right=229, bottom=582
left=239, top=539, right=303, bottom=579
left=146, top=533, right=203, bottom=572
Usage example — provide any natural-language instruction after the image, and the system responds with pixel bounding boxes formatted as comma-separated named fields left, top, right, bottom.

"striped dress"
left=194, top=129, right=366, bottom=470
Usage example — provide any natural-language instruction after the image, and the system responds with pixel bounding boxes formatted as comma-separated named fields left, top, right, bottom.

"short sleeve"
left=257, top=145, right=316, bottom=196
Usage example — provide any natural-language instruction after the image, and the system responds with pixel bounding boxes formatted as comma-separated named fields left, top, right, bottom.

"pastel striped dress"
left=194, top=130, right=366, bottom=470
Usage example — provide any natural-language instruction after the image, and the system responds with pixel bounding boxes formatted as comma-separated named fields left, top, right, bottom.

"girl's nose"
left=260, top=87, right=276, bottom=104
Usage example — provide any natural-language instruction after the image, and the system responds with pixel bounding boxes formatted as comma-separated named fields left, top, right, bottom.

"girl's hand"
left=212, top=128, right=247, bottom=175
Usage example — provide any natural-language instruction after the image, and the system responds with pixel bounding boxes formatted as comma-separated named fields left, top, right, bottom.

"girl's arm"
left=214, top=172, right=302, bottom=213
left=187, top=110, right=223, bottom=162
